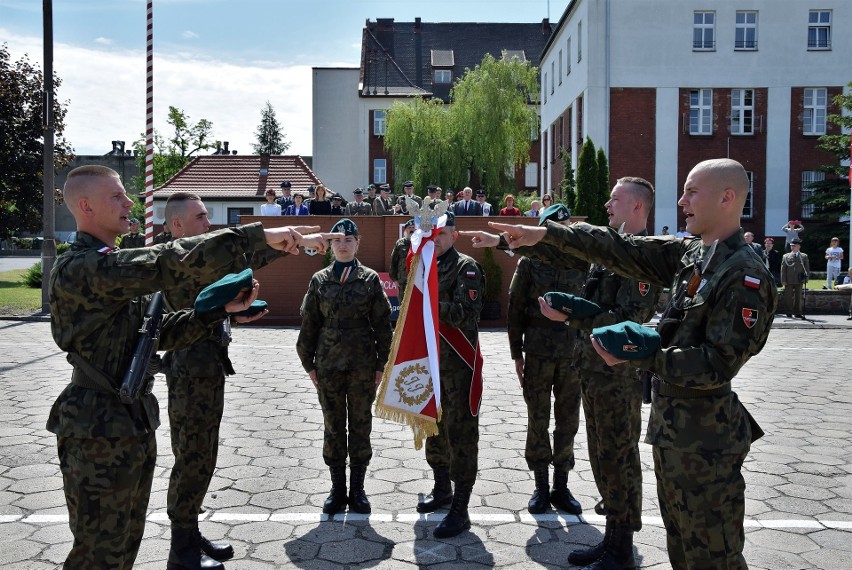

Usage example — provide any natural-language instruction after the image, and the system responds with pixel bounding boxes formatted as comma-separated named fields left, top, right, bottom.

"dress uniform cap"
left=539, top=204, right=571, bottom=226
left=379, top=184, right=390, bottom=192
left=353, top=188, right=364, bottom=195
left=308, top=185, right=316, bottom=194
left=403, top=180, right=414, bottom=188
left=790, top=238, right=802, bottom=245
left=543, top=291, right=602, bottom=318
left=591, top=321, right=661, bottom=360
left=194, top=268, right=254, bottom=313
left=331, top=218, right=359, bottom=236
left=128, top=217, right=139, bottom=224
left=332, top=194, right=342, bottom=201
left=280, top=180, right=291, bottom=188
left=231, top=299, right=268, bottom=317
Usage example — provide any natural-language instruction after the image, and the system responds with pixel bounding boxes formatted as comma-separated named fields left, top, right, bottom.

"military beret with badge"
left=543, top=292, right=602, bottom=319
left=195, top=268, right=263, bottom=314
left=539, top=204, right=571, bottom=226
left=591, top=321, right=661, bottom=360
left=444, top=211, right=456, bottom=227
left=331, top=217, right=359, bottom=236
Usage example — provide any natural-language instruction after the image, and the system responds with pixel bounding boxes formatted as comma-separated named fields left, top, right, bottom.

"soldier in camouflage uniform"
left=161, top=192, right=285, bottom=570
left=479, top=159, right=776, bottom=570
left=416, top=212, right=486, bottom=539
left=507, top=205, right=587, bottom=515
left=47, top=165, right=323, bottom=569
left=296, top=218, right=392, bottom=515
left=118, top=218, right=146, bottom=248
left=389, top=219, right=416, bottom=299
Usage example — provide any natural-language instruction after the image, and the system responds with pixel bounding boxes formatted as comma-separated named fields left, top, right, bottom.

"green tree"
left=574, top=138, right=599, bottom=223
left=558, top=148, right=576, bottom=211
left=595, top=147, right=611, bottom=225
left=130, top=106, right=215, bottom=192
left=384, top=53, right=539, bottom=194
left=0, top=44, right=73, bottom=239
left=252, top=100, right=289, bottom=155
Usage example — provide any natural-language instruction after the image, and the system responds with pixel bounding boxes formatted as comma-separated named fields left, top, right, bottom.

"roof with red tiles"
left=154, top=155, right=321, bottom=198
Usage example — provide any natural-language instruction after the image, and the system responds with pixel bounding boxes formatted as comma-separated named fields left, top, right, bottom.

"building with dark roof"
left=313, top=17, right=553, bottom=197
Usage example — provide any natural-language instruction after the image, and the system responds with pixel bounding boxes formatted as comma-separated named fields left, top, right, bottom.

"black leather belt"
left=326, top=318, right=370, bottom=329
left=652, top=376, right=732, bottom=399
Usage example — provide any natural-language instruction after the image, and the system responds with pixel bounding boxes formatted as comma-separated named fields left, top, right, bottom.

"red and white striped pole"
left=144, top=0, right=154, bottom=245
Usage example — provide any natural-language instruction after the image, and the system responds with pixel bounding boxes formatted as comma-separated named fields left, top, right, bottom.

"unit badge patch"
left=741, top=308, right=758, bottom=329
left=638, top=282, right=650, bottom=296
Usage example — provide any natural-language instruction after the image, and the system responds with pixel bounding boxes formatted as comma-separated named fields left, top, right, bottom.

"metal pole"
left=41, top=0, right=55, bottom=313
left=145, top=1, right=155, bottom=245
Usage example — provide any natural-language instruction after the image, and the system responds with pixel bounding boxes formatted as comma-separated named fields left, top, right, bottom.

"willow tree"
left=384, top=52, right=539, bottom=194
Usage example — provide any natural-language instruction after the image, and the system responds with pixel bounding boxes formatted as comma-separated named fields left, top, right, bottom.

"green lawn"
left=0, top=268, right=43, bottom=315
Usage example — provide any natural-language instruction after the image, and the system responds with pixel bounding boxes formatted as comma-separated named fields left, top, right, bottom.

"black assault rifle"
left=119, top=291, right=164, bottom=404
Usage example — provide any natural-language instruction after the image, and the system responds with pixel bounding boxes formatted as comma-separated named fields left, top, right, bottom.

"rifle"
left=119, top=292, right=164, bottom=404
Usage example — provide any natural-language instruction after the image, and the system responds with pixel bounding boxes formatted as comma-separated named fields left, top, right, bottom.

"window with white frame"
left=731, top=89, right=754, bottom=135
left=577, top=22, right=582, bottom=62
left=373, top=110, right=386, bottom=136
left=735, top=11, right=758, bottom=50
left=433, top=69, right=453, bottom=84
left=566, top=37, right=571, bottom=74
left=550, top=61, right=555, bottom=94
left=693, top=11, right=715, bottom=50
left=800, top=171, right=824, bottom=218
left=803, top=88, right=827, bottom=135
left=373, top=159, right=387, bottom=184
left=543, top=72, right=548, bottom=103
left=808, top=10, right=831, bottom=50
left=742, top=171, right=754, bottom=219
left=689, top=89, right=713, bottom=135
left=558, top=50, right=563, bottom=85
left=525, top=162, right=538, bottom=188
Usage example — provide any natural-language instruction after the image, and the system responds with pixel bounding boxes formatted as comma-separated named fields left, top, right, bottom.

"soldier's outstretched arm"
left=487, top=222, right=547, bottom=248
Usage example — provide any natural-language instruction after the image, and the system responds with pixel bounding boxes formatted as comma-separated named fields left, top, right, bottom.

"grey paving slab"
left=0, top=321, right=850, bottom=569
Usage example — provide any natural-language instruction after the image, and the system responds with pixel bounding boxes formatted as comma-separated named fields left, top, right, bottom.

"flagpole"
left=144, top=0, right=154, bottom=245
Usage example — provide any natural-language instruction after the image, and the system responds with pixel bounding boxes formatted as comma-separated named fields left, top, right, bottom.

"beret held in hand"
left=231, top=299, right=268, bottom=317
left=543, top=292, right=602, bottom=319
left=591, top=321, right=661, bottom=360
left=195, top=268, right=253, bottom=313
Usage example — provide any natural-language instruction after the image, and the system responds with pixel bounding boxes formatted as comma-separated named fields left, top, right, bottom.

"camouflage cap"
left=539, top=204, right=570, bottom=226
left=195, top=268, right=253, bottom=313
left=591, top=321, right=661, bottom=360
left=331, top=218, right=359, bottom=236
left=543, top=292, right=602, bottom=318
left=231, top=299, right=268, bottom=318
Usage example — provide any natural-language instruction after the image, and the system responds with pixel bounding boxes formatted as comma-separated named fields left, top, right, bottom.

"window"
left=373, top=159, right=387, bottom=184
left=577, top=22, right=582, bottom=62
left=742, top=171, right=754, bottom=219
left=550, top=61, right=555, bottom=94
left=433, top=69, right=452, bottom=84
left=525, top=162, right=538, bottom=188
left=550, top=124, right=556, bottom=163
left=801, top=171, right=824, bottom=218
left=373, top=110, right=386, bottom=136
left=566, top=38, right=572, bottom=75
left=803, top=88, right=827, bottom=135
left=227, top=207, right=253, bottom=226
left=693, top=11, right=715, bottom=50
left=730, top=89, right=754, bottom=135
left=543, top=72, right=548, bottom=103
left=808, top=10, right=831, bottom=50
left=735, top=11, right=758, bottom=50
left=558, top=50, right=563, bottom=85
left=689, top=89, right=713, bottom=135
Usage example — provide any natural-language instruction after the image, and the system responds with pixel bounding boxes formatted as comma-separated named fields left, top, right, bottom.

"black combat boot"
left=433, top=485, right=472, bottom=538
left=581, top=525, right=635, bottom=570
left=198, top=531, right=234, bottom=562
left=322, top=465, right=348, bottom=515
left=550, top=468, right=582, bottom=514
left=594, top=499, right=606, bottom=516
left=568, top=519, right=612, bottom=566
left=167, top=524, right=224, bottom=570
left=416, top=467, right=453, bottom=513
left=527, top=466, right=550, bottom=514
left=348, top=464, right=371, bottom=514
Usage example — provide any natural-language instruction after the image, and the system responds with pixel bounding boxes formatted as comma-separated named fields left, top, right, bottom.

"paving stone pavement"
left=0, top=320, right=850, bottom=569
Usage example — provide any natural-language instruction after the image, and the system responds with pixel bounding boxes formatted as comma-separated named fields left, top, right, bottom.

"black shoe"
left=417, top=467, right=453, bottom=513
left=551, top=469, right=582, bottom=515
left=348, top=464, right=371, bottom=514
left=323, top=465, right=348, bottom=515
left=199, top=534, right=234, bottom=562
left=578, top=525, right=635, bottom=570
left=846, top=316, right=852, bottom=320
left=568, top=520, right=611, bottom=566
left=433, top=486, right=472, bottom=539
left=795, top=314, right=806, bottom=319
left=594, top=499, right=606, bottom=516
left=167, top=525, right=224, bottom=570
left=786, top=314, right=793, bottom=318
left=527, top=467, right=550, bottom=514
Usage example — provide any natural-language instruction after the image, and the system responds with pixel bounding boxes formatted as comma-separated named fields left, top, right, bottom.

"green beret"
left=544, top=292, right=602, bottom=319
left=403, top=219, right=415, bottom=229
left=444, top=211, right=456, bottom=227
left=194, top=268, right=253, bottom=313
left=331, top=218, right=358, bottom=236
left=539, top=204, right=570, bottom=226
left=231, top=299, right=267, bottom=318
left=591, top=321, right=660, bottom=360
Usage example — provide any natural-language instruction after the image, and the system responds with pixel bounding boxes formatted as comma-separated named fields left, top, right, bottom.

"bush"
left=57, top=242, right=70, bottom=255
left=21, top=262, right=42, bottom=288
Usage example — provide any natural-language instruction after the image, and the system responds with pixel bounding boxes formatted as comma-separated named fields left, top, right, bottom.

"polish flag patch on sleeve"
left=466, top=271, right=477, bottom=278
left=744, top=275, right=761, bottom=289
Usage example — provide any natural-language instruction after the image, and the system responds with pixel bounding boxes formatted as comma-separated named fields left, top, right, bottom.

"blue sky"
left=1, top=0, right=557, bottom=156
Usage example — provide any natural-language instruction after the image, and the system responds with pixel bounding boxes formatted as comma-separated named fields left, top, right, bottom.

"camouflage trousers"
left=783, top=284, right=805, bottom=315
left=316, top=368, right=376, bottom=466
left=166, top=374, right=225, bottom=528
left=57, top=433, right=157, bottom=569
left=581, top=369, right=643, bottom=530
left=654, top=446, right=749, bottom=570
left=522, top=353, right=581, bottom=471
left=425, top=356, right=479, bottom=487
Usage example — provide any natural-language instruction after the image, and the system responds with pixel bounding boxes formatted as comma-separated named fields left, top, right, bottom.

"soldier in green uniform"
left=153, top=220, right=172, bottom=245
left=344, top=188, right=375, bottom=216
left=389, top=219, right=416, bottom=298
left=416, top=212, right=486, bottom=539
left=476, top=158, right=776, bottom=570
left=48, top=165, right=329, bottom=569
left=160, top=192, right=287, bottom=570
left=507, top=204, right=587, bottom=515
left=780, top=238, right=809, bottom=318
left=296, top=218, right=393, bottom=515
left=118, top=218, right=146, bottom=248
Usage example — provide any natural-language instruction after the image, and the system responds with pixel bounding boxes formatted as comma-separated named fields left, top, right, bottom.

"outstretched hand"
left=300, top=232, right=345, bottom=255
left=487, top=222, right=547, bottom=248
left=458, top=230, right=501, bottom=248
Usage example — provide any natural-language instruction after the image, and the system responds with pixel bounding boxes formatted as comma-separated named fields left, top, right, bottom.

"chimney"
left=415, top=17, right=422, bottom=33
left=377, top=18, right=394, bottom=32
left=223, top=141, right=230, bottom=153
left=256, top=154, right=271, bottom=196
left=231, top=150, right=237, bottom=155
left=541, top=18, right=551, bottom=35
left=125, top=150, right=132, bottom=156
left=118, top=140, right=125, bottom=154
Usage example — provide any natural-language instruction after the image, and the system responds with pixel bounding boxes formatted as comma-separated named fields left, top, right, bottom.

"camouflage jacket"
left=118, top=231, right=146, bottom=249
left=507, top=254, right=587, bottom=360
left=296, top=259, right=393, bottom=374
left=540, top=223, right=776, bottom=453
left=161, top=248, right=284, bottom=378
left=437, top=248, right=485, bottom=361
left=47, top=224, right=270, bottom=439
left=389, top=237, right=411, bottom=287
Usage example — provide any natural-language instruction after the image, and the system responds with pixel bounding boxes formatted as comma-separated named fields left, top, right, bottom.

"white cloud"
left=1, top=27, right=313, bottom=157
left=94, top=37, right=113, bottom=45
left=181, top=30, right=199, bottom=40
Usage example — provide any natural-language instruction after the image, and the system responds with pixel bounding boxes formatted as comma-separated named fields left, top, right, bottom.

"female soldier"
left=309, top=184, right=333, bottom=215
left=296, top=218, right=392, bottom=514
